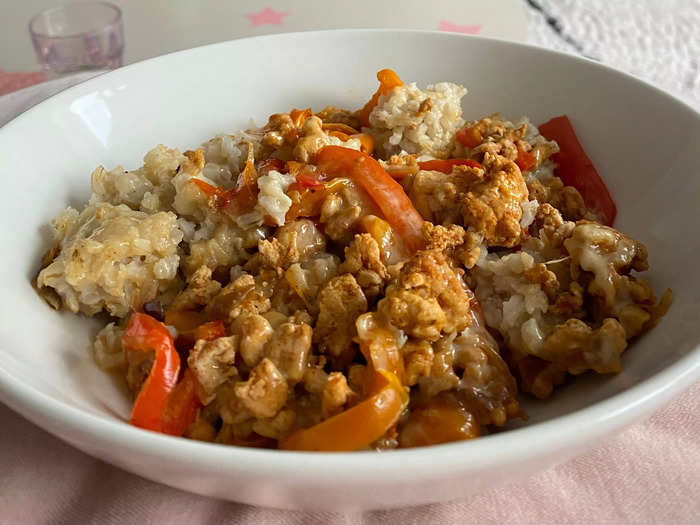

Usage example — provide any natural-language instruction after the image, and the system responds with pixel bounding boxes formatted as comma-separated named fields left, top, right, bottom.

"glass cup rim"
left=29, top=1, right=122, bottom=40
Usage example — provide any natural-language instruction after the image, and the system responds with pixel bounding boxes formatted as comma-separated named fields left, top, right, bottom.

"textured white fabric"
left=527, top=0, right=700, bottom=108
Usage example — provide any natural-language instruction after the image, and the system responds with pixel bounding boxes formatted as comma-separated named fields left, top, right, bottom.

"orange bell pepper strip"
left=225, top=143, right=259, bottom=216
left=285, top=164, right=328, bottom=221
left=351, top=133, right=374, bottom=155
left=418, top=158, right=482, bottom=173
left=164, top=309, right=207, bottom=333
left=286, top=188, right=327, bottom=222
left=538, top=115, right=617, bottom=225
left=357, top=69, right=403, bottom=128
left=315, top=146, right=425, bottom=252
left=328, top=130, right=350, bottom=142
left=327, top=131, right=374, bottom=155
left=280, top=370, right=408, bottom=451
left=191, top=142, right=265, bottom=218
left=290, top=108, right=312, bottom=128
left=359, top=215, right=392, bottom=254
left=122, top=313, right=182, bottom=433
left=514, top=145, right=536, bottom=173
left=191, top=179, right=230, bottom=206
left=455, top=125, right=483, bottom=149
left=398, top=395, right=480, bottom=448
left=359, top=215, right=409, bottom=265
left=285, top=109, right=312, bottom=141
left=195, top=320, right=226, bottom=342
left=357, top=314, right=406, bottom=386
left=321, top=122, right=360, bottom=135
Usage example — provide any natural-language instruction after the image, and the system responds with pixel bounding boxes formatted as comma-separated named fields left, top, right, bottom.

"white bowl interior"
left=0, top=31, right=699, bottom=509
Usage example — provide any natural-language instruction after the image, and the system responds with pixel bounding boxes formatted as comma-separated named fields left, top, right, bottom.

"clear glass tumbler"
left=29, top=2, right=124, bottom=79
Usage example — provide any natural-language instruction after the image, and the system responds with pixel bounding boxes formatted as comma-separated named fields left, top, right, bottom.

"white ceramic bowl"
left=1, top=30, right=699, bottom=511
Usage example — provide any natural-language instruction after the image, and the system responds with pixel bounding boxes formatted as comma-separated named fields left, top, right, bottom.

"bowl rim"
left=1, top=28, right=699, bottom=484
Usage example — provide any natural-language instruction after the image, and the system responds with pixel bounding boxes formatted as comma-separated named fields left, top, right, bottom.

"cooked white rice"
left=37, top=202, right=183, bottom=317
left=369, top=81, right=467, bottom=159
left=473, top=251, right=551, bottom=354
left=236, top=170, right=296, bottom=228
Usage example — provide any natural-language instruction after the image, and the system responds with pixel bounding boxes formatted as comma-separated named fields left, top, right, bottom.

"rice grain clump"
left=34, top=68, right=668, bottom=451
left=237, top=170, right=296, bottom=228
left=473, top=251, right=551, bottom=354
left=90, top=145, right=185, bottom=213
left=369, top=82, right=467, bottom=159
left=37, top=203, right=182, bottom=317
left=471, top=206, right=667, bottom=399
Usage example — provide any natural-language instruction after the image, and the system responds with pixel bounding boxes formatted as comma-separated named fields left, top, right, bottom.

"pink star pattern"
left=438, top=20, right=483, bottom=35
left=245, top=7, right=289, bottom=27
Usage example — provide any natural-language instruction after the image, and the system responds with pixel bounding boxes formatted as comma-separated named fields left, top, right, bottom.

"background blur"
left=2, top=0, right=699, bottom=106
left=1, top=0, right=528, bottom=70
left=2, top=0, right=697, bottom=107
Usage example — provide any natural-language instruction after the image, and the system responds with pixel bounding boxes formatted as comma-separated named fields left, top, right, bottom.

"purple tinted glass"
left=29, top=2, right=124, bottom=78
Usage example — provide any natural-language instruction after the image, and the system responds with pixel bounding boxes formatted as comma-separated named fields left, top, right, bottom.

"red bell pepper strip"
left=122, top=313, right=201, bottom=436
left=286, top=162, right=325, bottom=191
left=161, top=369, right=200, bottom=436
left=257, top=157, right=287, bottom=176
left=122, top=313, right=181, bottom=433
left=315, top=146, right=425, bottom=252
left=159, top=319, right=227, bottom=435
left=293, top=172, right=325, bottom=191
left=418, top=158, right=482, bottom=173
left=538, top=115, right=617, bottom=225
